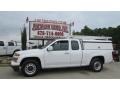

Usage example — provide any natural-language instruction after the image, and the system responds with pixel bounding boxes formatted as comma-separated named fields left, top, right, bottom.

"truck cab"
left=0, top=41, right=21, bottom=56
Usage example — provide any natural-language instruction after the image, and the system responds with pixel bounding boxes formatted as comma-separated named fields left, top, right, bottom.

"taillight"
left=112, top=50, right=119, bottom=61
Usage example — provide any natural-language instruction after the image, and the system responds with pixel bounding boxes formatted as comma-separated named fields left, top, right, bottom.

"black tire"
left=90, top=58, right=103, bottom=72
left=21, top=60, right=40, bottom=77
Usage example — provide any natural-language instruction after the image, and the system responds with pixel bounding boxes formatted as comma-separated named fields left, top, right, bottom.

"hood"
left=16, top=49, right=43, bottom=55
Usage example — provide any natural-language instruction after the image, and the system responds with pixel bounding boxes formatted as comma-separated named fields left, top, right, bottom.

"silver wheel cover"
left=94, top=61, right=101, bottom=71
left=25, top=63, right=37, bottom=75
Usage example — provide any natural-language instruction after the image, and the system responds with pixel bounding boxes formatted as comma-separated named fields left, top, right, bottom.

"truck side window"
left=8, top=42, right=14, bottom=46
left=52, top=40, right=69, bottom=51
left=71, top=40, right=79, bottom=50
left=0, top=41, right=4, bottom=46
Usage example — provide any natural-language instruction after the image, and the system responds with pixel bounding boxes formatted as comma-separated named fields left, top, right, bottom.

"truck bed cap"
left=83, top=40, right=112, bottom=43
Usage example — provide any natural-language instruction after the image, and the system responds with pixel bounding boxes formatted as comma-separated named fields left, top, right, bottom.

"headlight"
left=12, top=53, right=20, bottom=62
left=14, top=53, right=20, bottom=57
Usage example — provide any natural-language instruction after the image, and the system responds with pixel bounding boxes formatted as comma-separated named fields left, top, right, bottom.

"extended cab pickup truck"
left=11, top=38, right=113, bottom=77
left=0, top=41, right=21, bottom=56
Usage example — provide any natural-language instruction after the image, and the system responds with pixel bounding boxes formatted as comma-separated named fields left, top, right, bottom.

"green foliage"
left=81, top=25, right=94, bottom=35
left=21, top=26, right=27, bottom=50
left=73, top=25, right=120, bottom=44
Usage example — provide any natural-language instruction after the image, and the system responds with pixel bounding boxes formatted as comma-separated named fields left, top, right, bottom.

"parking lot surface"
left=0, top=62, right=119, bottom=79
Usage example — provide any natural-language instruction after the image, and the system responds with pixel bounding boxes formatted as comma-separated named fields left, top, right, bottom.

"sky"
left=0, top=11, right=120, bottom=41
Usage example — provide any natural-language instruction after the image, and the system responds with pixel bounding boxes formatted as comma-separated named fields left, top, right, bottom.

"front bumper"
left=11, top=65, right=20, bottom=72
left=10, top=55, right=22, bottom=72
left=11, top=57, right=21, bottom=72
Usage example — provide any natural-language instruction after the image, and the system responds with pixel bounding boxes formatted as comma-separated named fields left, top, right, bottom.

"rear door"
left=70, top=40, right=82, bottom=66
left=0, top=41, right=6, bottom=55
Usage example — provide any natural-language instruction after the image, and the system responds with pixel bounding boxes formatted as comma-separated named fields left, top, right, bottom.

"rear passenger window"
left=0, top=41, right=4, bottom=46
left=71, top=40, right=79, bottom=50
left=8, top=42, right=14, bottom=46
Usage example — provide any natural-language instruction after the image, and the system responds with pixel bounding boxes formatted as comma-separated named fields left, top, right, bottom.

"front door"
left=44, top=40, right=70, bottom=68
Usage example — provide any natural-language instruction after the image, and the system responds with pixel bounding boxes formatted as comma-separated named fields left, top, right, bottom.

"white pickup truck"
left=0, top=41, right=21, bottom=56
left=11, top=38, right=114, bottom=77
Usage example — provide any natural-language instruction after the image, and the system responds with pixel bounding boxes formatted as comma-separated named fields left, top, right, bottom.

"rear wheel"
left=21, top=60, right=40, bottom=77
left=90, top=58, right=103, bottom=72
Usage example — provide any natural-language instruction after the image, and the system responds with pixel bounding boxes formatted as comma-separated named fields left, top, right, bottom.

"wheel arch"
left=20, top=57, right=42, bottom=68
left=90, top=56, right=105, bottom=65
left=12, top=49, right=20, bottom=56
left=13, top=49, right=20, bottom=54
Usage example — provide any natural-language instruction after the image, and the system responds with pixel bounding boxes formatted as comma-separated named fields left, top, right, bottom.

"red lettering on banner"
left=32, top=23, right=68, bottom=33
left=55, top=32, right=64, bottom=36
left=32, top=24, right=51, bottom=30
left=37, top=31, right=45, bottom=35
left=62, top=26, right=68, bottom=33
left=51, top=32, right=53, bottom=36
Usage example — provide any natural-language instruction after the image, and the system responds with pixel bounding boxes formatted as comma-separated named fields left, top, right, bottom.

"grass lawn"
left=0, top=56, right=11, bottom=66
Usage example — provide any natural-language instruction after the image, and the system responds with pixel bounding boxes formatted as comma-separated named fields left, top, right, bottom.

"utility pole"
left=69, top=22, right=74, bottom=36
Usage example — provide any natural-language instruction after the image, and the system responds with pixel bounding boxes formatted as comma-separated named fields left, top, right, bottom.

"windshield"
left=40, top=40, right=55, bottom=49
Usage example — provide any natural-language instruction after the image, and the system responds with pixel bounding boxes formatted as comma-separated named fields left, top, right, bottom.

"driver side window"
left=51, top=40, right=69, bottom=51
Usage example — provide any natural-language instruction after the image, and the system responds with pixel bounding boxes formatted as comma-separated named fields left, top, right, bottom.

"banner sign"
left=29, top=19, right=69, bottom=40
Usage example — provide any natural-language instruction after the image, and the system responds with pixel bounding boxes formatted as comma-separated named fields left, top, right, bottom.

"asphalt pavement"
left=0, top=62, right=120, bottom=79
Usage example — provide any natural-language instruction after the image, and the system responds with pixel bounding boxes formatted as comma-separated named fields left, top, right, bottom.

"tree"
left=21, top=26, right=27, bottom=50
left=73, top=25, right=120, bottom=45
left=112, top=25, right=120, bottom=44
left=81, top=25, right=94, bottom=35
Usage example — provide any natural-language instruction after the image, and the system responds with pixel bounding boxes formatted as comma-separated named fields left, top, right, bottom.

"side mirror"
left=47, top=46, right=53, bottom=51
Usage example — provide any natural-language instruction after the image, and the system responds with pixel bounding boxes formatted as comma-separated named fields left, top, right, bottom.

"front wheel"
left=21, top=60, right=39, bottom=77
left=90, top=58, right=103, bottom=72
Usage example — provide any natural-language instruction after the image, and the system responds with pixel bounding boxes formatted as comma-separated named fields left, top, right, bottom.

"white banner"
left=29, top=20, right=69, bottom=40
